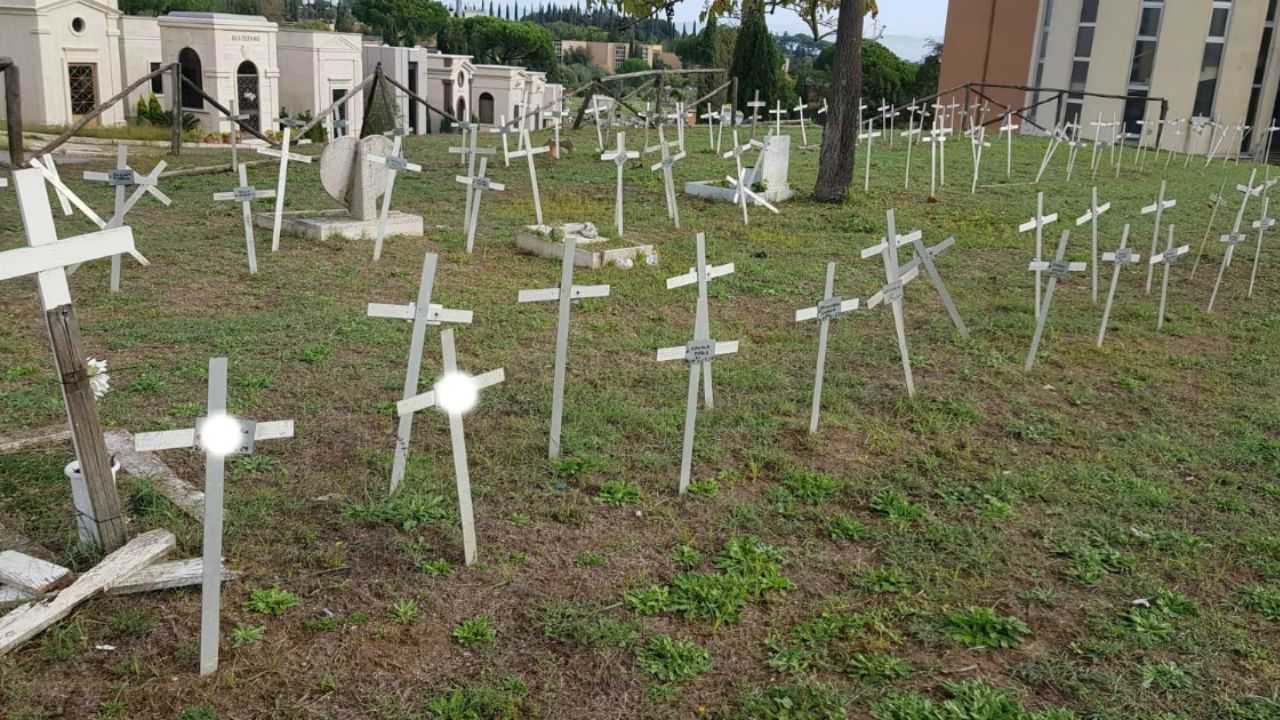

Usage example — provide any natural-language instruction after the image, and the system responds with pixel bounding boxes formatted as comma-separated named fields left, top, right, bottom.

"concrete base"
left=515, top=232, right=655, bottom=269
left=254, top=209, right=424, bottom=242
left=684, top=179, right=795, bottom=204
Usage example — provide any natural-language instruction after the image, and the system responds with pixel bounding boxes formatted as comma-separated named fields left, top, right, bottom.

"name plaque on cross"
left=1048, top=259, right=1071, bottom=278
left=1115, top=248, right=1133, bottom=264
left=193, top=416, right=258, bottom=454
left=882, top=281, right=904, bottom=303
left=473, top=178, right=493, bottom=190
left=817, top=297, right=846, bottom=321
left=686, top=339, right=718, bottom=363
left=233, top=186, right=258, bottom=203
left=107, top=169, right=134, bottom=185
left=1164, top=248, right=1181, bottom=264
left=384, top=157, right=411, bottom=172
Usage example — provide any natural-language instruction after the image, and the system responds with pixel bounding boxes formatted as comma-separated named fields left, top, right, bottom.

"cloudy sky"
left=669, top=0, right=949, bottom=40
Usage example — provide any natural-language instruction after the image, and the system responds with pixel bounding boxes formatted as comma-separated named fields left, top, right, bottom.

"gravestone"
left=255, top=135, right=423, bottom=242
left=685, top=134, right=794, bottom=204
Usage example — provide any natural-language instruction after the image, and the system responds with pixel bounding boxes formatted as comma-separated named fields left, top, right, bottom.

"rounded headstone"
left=318, top=135, right=394, bottom=204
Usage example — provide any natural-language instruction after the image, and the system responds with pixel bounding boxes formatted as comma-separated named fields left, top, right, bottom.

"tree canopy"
left=352, top=0, right=449, bottom=47
left=729, top=0, right=785, bottom=114
left=437, top=15, right=556, bottom=70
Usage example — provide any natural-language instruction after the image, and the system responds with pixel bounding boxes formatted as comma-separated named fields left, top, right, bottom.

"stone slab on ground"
left=255, top=209, right=424, bottom=242
left=515, top=232, right=654, bottom=269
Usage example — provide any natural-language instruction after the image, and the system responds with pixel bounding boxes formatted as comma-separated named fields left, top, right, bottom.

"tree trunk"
left=813, top=0, right=865, bottom=203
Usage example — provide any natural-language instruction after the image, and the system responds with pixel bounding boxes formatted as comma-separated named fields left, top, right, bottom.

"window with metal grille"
left=68, top=64, right=97, bottom=115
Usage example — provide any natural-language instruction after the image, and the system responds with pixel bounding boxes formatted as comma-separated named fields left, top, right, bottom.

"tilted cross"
left=1019, top=192, right=1059, bottom=318
left=649, top=125, right=686, bottom=228
left=213, top=163, right=275, bottom=274
left=796, top=262, right=860, bottom=434
left=588, top=96, right=608, bottom=152
left=2, top=168, right=150, bottom=550
left=1141, top=180, right=1177, bottom=293
left=1096, top=224, right=1142, bottom=347
left=859, top=120, right=882, bottom=192
left=134, top=357, right=292, bottom=676
left=880, top=102, right=899, bottom=147
left=368, top=251, right=473, bottom=493
left=490, top=115, right=518, bottom=167
left=723, top=131, right=774, bottom=225
left=1207, top=170, right=1267, bottom=311
left=256, top=124, right=314, bottom=252
left=600, top=131, right=639, bottom=235
left=454, top=156, right=505, bottom=254
left=861, top=209, right=921, bottom=396
left=1089, top=112, right=1107, bottom=178
left=518, top=237, right=611, bottom=459
left=396, top=328, right=505, bottom=566
left=699, top=104, right=719, bottom=151
left=793, top=96, right=812, bottom=149
left=1248, top=194, right=1276, bottom=299
left=1075, top=186, right=1111, bottom=303
left=508, top=128, right=549, bottom=227
left=1025, top=229, right=1086, bottom=371
left=969, top=126, right=991, bottom=194
left=901, top=232, right=970, bottom=338
left=81, top=145, right=169, bottom=292
left=1191, top=177, right=1231, bottom=278
left=658, top=232, right=738, bottom=494
left=30, top=155, right=90, bottom=222
left=449, top=125, right=497, bottom=236
left=367, top=132, right=424, bottom=261
left=1149, top=224, right=1190, bottom=329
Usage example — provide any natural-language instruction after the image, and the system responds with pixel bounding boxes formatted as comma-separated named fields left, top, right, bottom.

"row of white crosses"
left=600, top=131, right=639, bottom=235
left=650, top=125, right=686, bottom=228
left=1210, top=170, right=1275, bottom=312
left=450, top=122, right=501, bottom=253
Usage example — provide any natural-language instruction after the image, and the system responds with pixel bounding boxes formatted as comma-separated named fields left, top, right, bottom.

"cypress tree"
left=729, top=0, right=783, bottom=115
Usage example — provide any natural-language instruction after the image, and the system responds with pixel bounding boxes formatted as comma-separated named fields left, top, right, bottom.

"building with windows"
left=553, top=39, right=675, bottom=72
left=940, top=0, right=1280, bottom=156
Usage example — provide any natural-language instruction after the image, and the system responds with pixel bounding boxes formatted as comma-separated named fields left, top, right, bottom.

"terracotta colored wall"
left=937, top=0, right=1041, bottom=115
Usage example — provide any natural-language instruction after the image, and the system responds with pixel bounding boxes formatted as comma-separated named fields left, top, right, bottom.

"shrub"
left=635, top=635, right=711, bottom=682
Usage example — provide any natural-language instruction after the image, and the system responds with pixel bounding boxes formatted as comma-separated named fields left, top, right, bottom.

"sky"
left=667, top=0, right=950, bottom=40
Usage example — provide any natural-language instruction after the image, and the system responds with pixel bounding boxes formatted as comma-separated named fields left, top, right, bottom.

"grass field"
left=1, top=123, right=1279, bottom=720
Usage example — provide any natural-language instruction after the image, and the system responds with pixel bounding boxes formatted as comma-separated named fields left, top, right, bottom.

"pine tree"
left=729, top=0, right=783, bottom=115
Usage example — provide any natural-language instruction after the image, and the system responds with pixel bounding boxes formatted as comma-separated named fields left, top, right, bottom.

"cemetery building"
left=553, top=39, right=676, bottom=72
left=276, top=27, right=366, bottom=137
left=941, top=0, right=1280, bottom=156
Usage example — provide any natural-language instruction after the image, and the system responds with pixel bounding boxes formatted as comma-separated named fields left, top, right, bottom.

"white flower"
left=86, top=357, right=110, bottom=399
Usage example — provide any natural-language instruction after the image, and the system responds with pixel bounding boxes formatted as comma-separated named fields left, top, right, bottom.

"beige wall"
left=277, top=29, right=363, bottom=137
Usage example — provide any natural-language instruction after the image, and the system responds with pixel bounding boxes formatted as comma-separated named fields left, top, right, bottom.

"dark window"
left=1080, top=0, right=1099, bottom=23
left=1070, top=61, right=1090, bottom=92
left=1075, top=25, right=1094, bottom=57
left=68, top=64, right=97, bottom=115
left=478, top=92, right=495, bottom=124
left=1129, top=40, right=1158, bottom=85
left=179, top=48, right=203, bottom=109
left=408, top=61, right=419, bottom=133
left=1193, top=44, right=1226, bottom=117
left=149, top=62, right=163, bottom=94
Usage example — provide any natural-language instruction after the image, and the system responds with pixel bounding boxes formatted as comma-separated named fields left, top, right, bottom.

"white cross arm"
left=1254, top=217, right=1278, bottom=230
left=1075, top=202, right=1111, bottom=225
left=666, top=262, right=735, bottom=289
left=1148, top=245, right=1191, bottom=265
left=455, top=175, right=505, bottom=191
left=1019, top=214, right=1059, bottom=233
left=1102, top=251, right=1142, bottom=263
left=0, top=228, right=148, bottom=284
left=28, top=159, right=106, bottom=229
left=1029, top=260, right=1087, bottom=272
left=510, top=145, right=550, bottom=159
left=449, top=145, right=496, bottom=156
left=860, top=230, right=921, bottom=259
left=368, top=154, right=423, bottom=173
left=866, top=266, right=922, bottom=308
left=256, top=147, right=313, bottom=163
left=396, top=368, right=505, bottom=416
left=726, top=176, right=780, bottom=214
left=366, top=302, right=474, bottom=325
left=656, top=341, right=739, bottom=362
left=796, top=297, right=860, bottom=322
left=214, top=187, right=276, bottom=202
left=1142, top=199, right=1177, bottom=214
left=517, top=284, right=612, bottom=303
left=134, top=420, right=295, bottom=452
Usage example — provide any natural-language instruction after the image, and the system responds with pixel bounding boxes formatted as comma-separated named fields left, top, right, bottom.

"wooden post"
left=170, top=64, right=182, bottom=156
left=731, top=76, right=739, bottom=117
left=4, top=61, right=22, bottom=168
left=46, top=305, right=126, bottom=551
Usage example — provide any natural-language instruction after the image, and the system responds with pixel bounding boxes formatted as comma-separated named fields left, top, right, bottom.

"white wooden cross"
left=256, top=121, right=313, bottom=253
left=769, top=100, right=786, bottom=136
left=649, top=124, right=686, bottom=228
left=396, top=328, right=504, bottom=566
left=1025, top=229, right=1086, bottom=371
left=900, top=232, right=970, bottom=338
left=222, top=100, right=254, bottom=169
left=1089, top=112, right=1107, bottom=179
left=1165, top=118, right=1187, bottom=170
left=1064, top=124, right=1087, bottom=181
left=969, top=126, right=991, bottom=194
left=1141, top=180, right=1177, bottom=293
left=449, top=125, right=496, bottom=237
left=859, top=120, right=882, bottom=192
left=490, top=115, right=517, bottom=167
left=923, top=123, right=949, bottom=197
left=793, top=96, right=812, bottom=149
left=881, top=102, right=899, bottom=148
left=1149, top=224, right=1190, bottom=329
left=448, top=121, right=477, bottom=166
left=600, top=131, right=639, bottom=235
left=1075, top=186, right=1111, bottom=303
left=658, top=232, right=738, bottom=493
left=1034, top=124, right=1069, bottom=184
left=1019, top=192, right=1059, bottom=317
left=368, top=251, right=473, bottom=493
left=81, top=145, right=169, bottom=292
left=542, top=96, right=569, bottom=158
left=1262, top=122, right=1280, bottom=164
left=454, top=156, right=505, bottom=254
left=700, top=104, right=718, bottom=151
left=518, top=237, right=611, bottom=459
left=367, top=130, right=423, bottom=261
left=29, top=155, right=92, bottom=223
left=1207, top=170, right=1268, bottom=311
left=1186, top=118, right=1212, bottom=168
left=1096, top=224, right=1142, bottom=347
left=213, top=164, right=274, bottom=275
left=1191, top=177, right=1230, bottom=278
left=796, top=262, right=860, bottom=434
left=134, top=356, right=293, bottom=676
left=640, top=101, right=654, bottom=154
left=509, top=128, right=549, bottom=227
left=673, top=101, right=689, bottom=154
left=1248, top=194, right=1276, bottom=299
left=901, top=120, right=923, bottom=190
left=861, top=209, right=921, bottom=396
left=589, top=96, right=608, bottom=153
left=3, top=168, right=149, bottom=548
left=666, top=233, right=733, bottom=411
left=722, top=132, right=775, bottom=225
left=1001, top=113, right=1020, bottom=178
left=747, top=91, right=766, bottom=140
left=717, top=104, right=733, bottom=153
